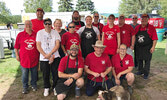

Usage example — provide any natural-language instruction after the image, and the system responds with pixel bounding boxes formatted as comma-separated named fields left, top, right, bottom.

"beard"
left=74, top=17, right=79, bottom=20
left=70, top=53, right=78, bottom=57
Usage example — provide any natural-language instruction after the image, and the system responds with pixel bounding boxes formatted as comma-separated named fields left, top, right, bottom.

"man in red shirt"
left=31, top=8, right=45, bottom=33
left=119, top=15, right=135, bottom=56
left=111, top=44, right=134, bottom=94
left=85, top=40, right=112, bottom=96
left=135, top=14, right=158, bottom=79
left=55, top=44, right=84, bottom=99
left=92, top=12, right=104, bottom=39
left=14, top=20, right=39, bottom=94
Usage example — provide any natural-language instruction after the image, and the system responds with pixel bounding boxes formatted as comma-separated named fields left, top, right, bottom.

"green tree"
left=23, top=0, right=52, bottom=13
left=75, top=0, right=95, bottom=13
left=118, top=0, right=159, bottom=16
left=58, top=0, right=74, bottom=12
left=158, top=0, right=167, bottom=19
left=0, top=2, right=11, bottom=24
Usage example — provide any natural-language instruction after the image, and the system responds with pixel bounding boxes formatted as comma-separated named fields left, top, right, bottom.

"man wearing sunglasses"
left=111, top=44, right=134, bottom=94
left=36, top=18, right=61, bottom=96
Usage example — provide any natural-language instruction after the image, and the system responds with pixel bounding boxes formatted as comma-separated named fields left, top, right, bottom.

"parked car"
left=128, top=14, right=163, bottom=18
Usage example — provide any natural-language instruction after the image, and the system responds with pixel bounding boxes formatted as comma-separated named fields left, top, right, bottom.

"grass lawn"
left=0, top=39, right=167, bottom=100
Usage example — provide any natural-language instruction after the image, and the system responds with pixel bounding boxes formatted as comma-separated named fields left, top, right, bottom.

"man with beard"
left=71, top=10, right=85, bottom=31
left=55, top=44, right=84, bottom=99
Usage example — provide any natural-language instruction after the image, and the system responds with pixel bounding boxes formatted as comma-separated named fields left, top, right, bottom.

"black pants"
left=40, top=57, right=60, bottom=89
left=138, top=59, right=151, bottom=76
left=134, top=46, right=138, bottom=67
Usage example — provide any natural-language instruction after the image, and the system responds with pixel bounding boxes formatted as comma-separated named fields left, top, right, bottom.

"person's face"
left=68, top=23, right=75, bottom=33
left=72, top=12, right=79, bottom=20
left=118, top=17, right=125, bottom=25
left=108, top=16, right=115, bottom=24
left=44, top=21, right=52, bottom=29
left=132, top=16, right=138, bottom=23
left=36, top=11, right=44, bottom=19
left=54, top=20, right=62, bottom=29
left=70, top=49, right=78, bottom=57
left=93, top=13, right=99, bottom=22
left=86, top=17, right=92, bottom=25
left=94, top=46, right=104, bottom=56
left=141, top=17, right=149, bottom=26
left=25, top=21, right=32, bottom=30
left=119, top=45, right=127, bottom=55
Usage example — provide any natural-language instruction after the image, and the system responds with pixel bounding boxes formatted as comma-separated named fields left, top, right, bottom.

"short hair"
left=54, top=19, right=62, bottom=24
left=108, top=14, right=115, bottom=19
left=67, top=22, right=75, bottom=30
left=93, top=12, right=99, bottom=16
left=85, top=15, right=92, bottom=20
left=73, top=10, right=79, bottom=15
left=119, top=44, right=127, bottom=49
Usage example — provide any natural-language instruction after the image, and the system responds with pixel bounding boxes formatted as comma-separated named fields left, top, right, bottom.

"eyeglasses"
left=119, top=48, right=126, bottom=50
left=120, top=61, right=123, bottom=67
left=45, top=23, right=51, bottom=25
left=68, top=26, right=75, bottom=28
left=94, top=16, right=99, bottom=17
left=133, top=18, right=137, bottom=19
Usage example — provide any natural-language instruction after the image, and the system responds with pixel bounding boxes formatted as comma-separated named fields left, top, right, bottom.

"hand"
left=150, top=47, right=155, bottom=53
left=117, top=73, right=122, bottom=79
left=64, top=78, right=73, bottom=86
left=115, top=78, right=120, bottom=85
left=16, top=55, right=20, bottom=62
left=100, top=72, right=106, bottom=78
left=93, top=72, right=100, bottom=78
left=116, top=48, right=119, bottom=53
left=44, top=54, right=51, bottom=59
left=71, top=73, right=79, bottom=79
left=49, top=55, right=55, bottom=64
left=130, top=46, right=134, bottom=50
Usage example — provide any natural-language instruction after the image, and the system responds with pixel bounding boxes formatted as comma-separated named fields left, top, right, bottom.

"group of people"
left=14, top=8, right=158, bottom=100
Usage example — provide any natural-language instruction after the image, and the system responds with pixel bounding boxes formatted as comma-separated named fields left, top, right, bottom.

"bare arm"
left=100, top=67, right=112, bottom=78
left=49, top=40, right=60, bottom=55
left=102, top=32, right=104, bottom=42
left=97, top=34, right=100, bottom=40
left=117, top=32, right=121, bottom=52
left=130, top=35, right=135, bottom=50
left=150, top=40, right=157, bottom=53
left=36, top=41, right=47, bottom=57
left=84, top=65, right=100, bottom=77
left=15, top=49, right=20, bottom=62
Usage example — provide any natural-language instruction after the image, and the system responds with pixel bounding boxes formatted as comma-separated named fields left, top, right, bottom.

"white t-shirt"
left=36, top=29, right=61, bottom=61
left=77, top=26, right=100, bottom=36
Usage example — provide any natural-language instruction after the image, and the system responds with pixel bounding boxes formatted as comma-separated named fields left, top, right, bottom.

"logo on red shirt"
left=105, top=31, right=114, bottom=40
left=101, top=60, right=105, bottom=65
left=125, top=60, right=129, bottom=65
left=70, top=39, right=79, bottom=44
left=24, top=39, right=35, bottom=50
left=122, top=30, right=126, bottom=34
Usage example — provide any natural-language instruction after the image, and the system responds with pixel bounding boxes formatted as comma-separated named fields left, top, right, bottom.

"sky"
left=1, top=0, right=121, bottom=15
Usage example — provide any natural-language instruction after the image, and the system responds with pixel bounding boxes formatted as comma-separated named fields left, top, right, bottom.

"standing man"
left=71, top=10, right=85, bottom=31
left=85, top=40, right=112, bottom=96
left=14, top=20, right=39, bottom=94
left=77, top=16, right=100, bottom=58
left=92, top=12, right=104, bottom=39
left=31, top=8, right=45, bottom=33
left=130, top=14, right=139, bottom=68
left=111, top=44, right=135, bottom=94
left=36, top=18, right=61, bottom=96
left=119, top=15, right=135, bottom=56
left=135, top=14, right=158, bottom=79
left=55, top=44, right=84, bottom=99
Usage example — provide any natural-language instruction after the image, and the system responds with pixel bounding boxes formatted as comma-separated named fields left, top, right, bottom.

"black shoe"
left=135, top=71, right=143, bottom=75
left=22, top=88, right=28, bottom=94
left=127, top=85, right=133, bottom=94
left=143, top=75, right=148, bottom=79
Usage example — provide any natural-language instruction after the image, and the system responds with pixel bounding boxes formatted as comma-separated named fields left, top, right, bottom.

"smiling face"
left=44, top=21, right=52, bottom=30
left=68, top=23, right=75, bottom=33
left=141, top=17, right=149, bottom=26
left=119, top=44, right=127, bottom=56
left=85, top=16, right=92, bottom=26
left=54, top=19, right=62, bottom=29
left=108, top=16, right=115, bottom=24
left=93, top=13, right=99, bottom=22
left=25, top=20, right=32, bottom=30
left=36, top=11, right=44, bottom=20
left=94, top=46, right=104, bottom=56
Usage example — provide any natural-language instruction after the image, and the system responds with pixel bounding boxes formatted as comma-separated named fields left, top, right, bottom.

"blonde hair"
left=54, top=19, right=62, bottom=25
left=85, top=15, right=92, bottom=20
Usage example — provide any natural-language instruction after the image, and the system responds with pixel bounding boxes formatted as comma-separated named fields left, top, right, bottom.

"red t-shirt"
left=58, top=56, right=84, bottom=72
left=85, top=52, right=112, bottom=82
left=102, top=24, right=120, bottom=55
left=119, top=24, right=135, bottom=47
left=134, top=24, right=158, bottom=40
left=111, top=54, right=134, bottom=75
left=61, top=32, right=82, bottom=56
left=92, top=22, right=104, bottom=36
left=14, top=30, right=39, bottom=68
left=31, top=19, right=44, bottom=33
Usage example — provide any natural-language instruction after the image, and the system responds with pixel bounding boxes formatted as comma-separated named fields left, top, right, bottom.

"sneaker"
left=22, top=88, right=28, bottom=94
left=43, top=88, right=49, bottom=96
left=75, top=87, right=81, bottom=98
left=135, top=71, right=143, bottom=75
left=127, top=85, right=133, bottom=94
left=143, top=75, right=148, bottom=79
left=32, top=87, right=37, bottom=91
left=53, top=88, right=57, bottom=96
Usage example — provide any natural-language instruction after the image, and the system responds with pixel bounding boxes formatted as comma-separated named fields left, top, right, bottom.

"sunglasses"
left=45, top=23, right=51, bottom=25
left=94, top=16, right=99, bottom=17
left=120, top=61, right=123, bottom=67
left=133, top=18, right=137, bottom=19
left=68, top=26, right=75, bottom=28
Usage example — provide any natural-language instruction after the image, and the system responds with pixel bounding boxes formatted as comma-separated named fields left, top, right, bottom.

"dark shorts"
left=112, top=74, right=127, bottom=86
left=86, top=79, right=113, bottom=96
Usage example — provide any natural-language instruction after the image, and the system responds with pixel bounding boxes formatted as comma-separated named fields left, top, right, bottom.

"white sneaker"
left=43, top=88, right=49, bottom=96
left=53, top=88, right=57, bottom=96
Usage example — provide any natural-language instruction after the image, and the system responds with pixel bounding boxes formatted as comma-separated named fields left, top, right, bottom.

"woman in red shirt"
left=102, top=14, right=121, bottom=59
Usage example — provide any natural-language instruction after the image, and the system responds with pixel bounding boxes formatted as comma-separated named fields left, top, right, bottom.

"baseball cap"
left=44, top=18, right=52, bottom=24
left=119, top=14, right=125, bottom=19
left=36, top=8, right=45, bottom=14
left=141, top=14, right=149, bottom=18
left=70, top=44, right=79, bottom=50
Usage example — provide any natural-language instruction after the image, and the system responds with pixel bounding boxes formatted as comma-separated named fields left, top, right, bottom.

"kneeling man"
left=55, top=44, right=84, bottom=100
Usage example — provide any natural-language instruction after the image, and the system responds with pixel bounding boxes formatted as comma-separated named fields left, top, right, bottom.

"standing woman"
left=61, top=22, right=82, bottom=56
left=102, top=14, right=120, bottom=59
left=54, top=19, right=66, bottom=58
left=77, top=16, right=100, bottom=58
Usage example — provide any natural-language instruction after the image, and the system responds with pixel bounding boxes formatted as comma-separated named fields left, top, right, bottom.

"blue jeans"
left=21, top=65, right=38, bottom=89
